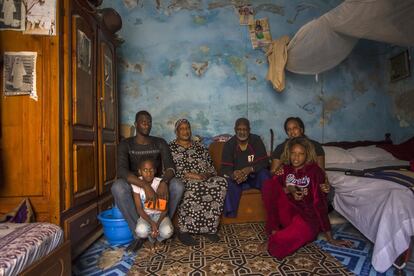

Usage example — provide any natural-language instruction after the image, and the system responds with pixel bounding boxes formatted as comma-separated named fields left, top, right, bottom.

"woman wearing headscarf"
left=169, top=119, right=227, bottom=246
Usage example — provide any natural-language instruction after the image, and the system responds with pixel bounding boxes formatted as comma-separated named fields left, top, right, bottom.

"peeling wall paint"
left=386, top=47, right=414, bottom=142
left=103, top=0, right=414, bottom=146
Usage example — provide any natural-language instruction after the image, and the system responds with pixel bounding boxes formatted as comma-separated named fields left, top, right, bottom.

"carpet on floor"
left=128, top=222, right=353, bottom=275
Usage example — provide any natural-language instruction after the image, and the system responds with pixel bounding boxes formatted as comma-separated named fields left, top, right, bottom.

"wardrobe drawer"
left=64, top=203, right=98, bottom=246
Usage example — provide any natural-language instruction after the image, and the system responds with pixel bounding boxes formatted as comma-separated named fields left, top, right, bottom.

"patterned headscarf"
left=174, top=118, right=191, bottom=132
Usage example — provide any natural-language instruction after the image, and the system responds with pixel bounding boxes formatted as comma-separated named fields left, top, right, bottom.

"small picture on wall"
left=249, top=18, right=272, bottom=49
left=77, top=29, right=91, bottom=74
left=390, top=50, right=411, bottom=82
left=237, top=4, right=254, bottom=26
left=3, top=52, right=37, bottom=100
left=0, top=0, right=25, bottom=31
left=23, top=0, right=56, bottom=35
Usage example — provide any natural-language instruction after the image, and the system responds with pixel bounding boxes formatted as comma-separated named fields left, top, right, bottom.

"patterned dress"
left=169, top=141, right=228, bottom=234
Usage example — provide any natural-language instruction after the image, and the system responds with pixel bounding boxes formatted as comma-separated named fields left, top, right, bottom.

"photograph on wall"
left=23, top=0, right=56, bottom=35
left=77, top=29, right=91, bottom=74
left=390, top=50, right=411, bottom=82
left=104, top=55, right=113, bottom=87
left=3, top=52, right=37, bottom=100
left=249, top=18, right=272, bottom=49
left=237, top=4, right=254, bottom=26
left=0, top=0, right=25, bottom=31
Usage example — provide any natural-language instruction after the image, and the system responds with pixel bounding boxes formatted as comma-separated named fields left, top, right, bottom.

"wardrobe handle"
left=100, top=97, right=105, bottom=112
left=80, top=219, right=90, bottom=228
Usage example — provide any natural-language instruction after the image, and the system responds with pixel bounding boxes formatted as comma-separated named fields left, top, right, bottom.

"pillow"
left=323, top=146, right=357, bottom=164
left=347, top=145, right=397, bottom=162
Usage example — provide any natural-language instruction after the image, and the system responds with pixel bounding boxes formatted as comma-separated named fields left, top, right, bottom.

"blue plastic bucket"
left=97, top=207, right=133, bottom=245
left=111, top=206, right=124, bottom=219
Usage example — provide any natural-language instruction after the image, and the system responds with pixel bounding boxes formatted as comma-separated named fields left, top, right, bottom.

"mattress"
left=0, top=222, right=63, bottom=276
left=326, top=161, right=414, bottom=273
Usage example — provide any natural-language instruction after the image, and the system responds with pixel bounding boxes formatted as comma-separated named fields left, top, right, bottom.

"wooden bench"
left=208, top=141, right=265, bottom=224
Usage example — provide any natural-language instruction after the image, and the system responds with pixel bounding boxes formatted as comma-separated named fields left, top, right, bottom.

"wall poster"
left=249, top=18, right=272, bottom=49
left=0, top=0, right=25, bottom=31
left=24, top=0, right=56, bottom=35
left=237, top=4, right=254, bottom=26
left=3, top=51, right=38, bottom=100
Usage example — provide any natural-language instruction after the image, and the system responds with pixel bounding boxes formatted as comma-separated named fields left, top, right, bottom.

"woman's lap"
left=178, top=177, right=227, bottom=233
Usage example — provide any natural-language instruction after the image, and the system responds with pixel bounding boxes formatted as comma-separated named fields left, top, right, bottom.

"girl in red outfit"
left=262, top=137, right=351, bottom=259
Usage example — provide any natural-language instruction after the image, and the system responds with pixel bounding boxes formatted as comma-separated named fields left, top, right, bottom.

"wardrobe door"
left=70, top=12, right=99, bottom=207
left=0, top=28, right=60, bottom=223
left=97, top=32, right=118, bottom=195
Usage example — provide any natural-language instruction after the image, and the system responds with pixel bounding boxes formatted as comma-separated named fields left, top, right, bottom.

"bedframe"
left=323, top=135, right=414, bottom=273
left=0, top=222, right=71, bottom=276
left=20, top=240, right=71, bottom=276
left=322, top=133, right=393, bottom=149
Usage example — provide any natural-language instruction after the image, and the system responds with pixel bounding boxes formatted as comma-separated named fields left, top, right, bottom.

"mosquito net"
left=286, top=0, right=414, bottom=75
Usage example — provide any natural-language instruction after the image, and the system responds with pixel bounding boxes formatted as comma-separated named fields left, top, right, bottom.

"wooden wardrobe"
left=0, top=0, right=121, bottom=258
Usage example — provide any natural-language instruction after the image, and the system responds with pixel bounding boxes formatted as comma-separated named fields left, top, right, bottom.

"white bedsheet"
left=326, top=161, right=414, bottom=273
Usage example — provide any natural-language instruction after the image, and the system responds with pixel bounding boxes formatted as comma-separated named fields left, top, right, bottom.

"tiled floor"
left=73, top=223, right=414, bottom=276
left=72, top=239, right=136, bottom=276
left=316, top=223, right=414, bottom=276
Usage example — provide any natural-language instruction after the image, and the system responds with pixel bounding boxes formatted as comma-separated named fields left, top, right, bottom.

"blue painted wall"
left=103, top=0, right=414, bottom=148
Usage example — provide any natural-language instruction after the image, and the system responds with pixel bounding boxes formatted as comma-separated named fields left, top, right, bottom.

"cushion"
left=0, top=198, right=35, bottom=223
left=347, top=145, right=396, bottom=162
left=323, top=146, right=357, bottom=164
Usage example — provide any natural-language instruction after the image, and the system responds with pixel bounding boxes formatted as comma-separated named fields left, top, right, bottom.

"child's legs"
left=262, top=178, right=295, bottom=235
left=135, top=217, right=151, bottom=239
left=157, top=216, right=174, bottom=242
left=267, top=215, right=319, bottom=259
left=146, top=213, right=173, bottom=242
left=262, top=178, right=279, bottom=235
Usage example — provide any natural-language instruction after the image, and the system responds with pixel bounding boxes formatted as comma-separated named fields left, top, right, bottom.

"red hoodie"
left=280, top=162, right=331, bottom=233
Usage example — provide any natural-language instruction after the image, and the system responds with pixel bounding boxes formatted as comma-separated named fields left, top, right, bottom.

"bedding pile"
left=324, top=145, right=414, bottom=272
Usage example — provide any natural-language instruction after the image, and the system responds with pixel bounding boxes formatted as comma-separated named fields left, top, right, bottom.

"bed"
left=323, top=137, right=414, bottom=273
left=0, top=222, right=71, bottom=276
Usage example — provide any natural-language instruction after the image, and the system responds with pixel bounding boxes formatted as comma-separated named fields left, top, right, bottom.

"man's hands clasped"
left=233, top=167, right=253, bottom=184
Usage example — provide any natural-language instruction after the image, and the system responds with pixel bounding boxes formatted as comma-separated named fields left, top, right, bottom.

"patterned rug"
left=128, top=223, right=353, bottom=275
